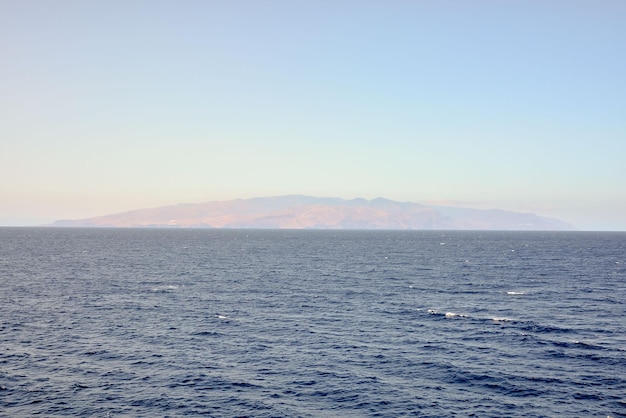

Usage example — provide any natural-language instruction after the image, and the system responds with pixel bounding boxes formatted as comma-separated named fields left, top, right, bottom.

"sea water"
left=1, top=228, right=625, bottom=417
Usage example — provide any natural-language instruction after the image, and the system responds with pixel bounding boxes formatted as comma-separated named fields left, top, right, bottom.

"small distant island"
left=52, top=195, right=574, bottom=230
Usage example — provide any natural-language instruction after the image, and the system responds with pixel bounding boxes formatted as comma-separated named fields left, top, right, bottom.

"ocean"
left=1, top=228, right=625, bottom=417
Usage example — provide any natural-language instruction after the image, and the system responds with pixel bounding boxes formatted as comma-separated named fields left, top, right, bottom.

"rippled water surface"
left=1, top=228, right=625, bottom=417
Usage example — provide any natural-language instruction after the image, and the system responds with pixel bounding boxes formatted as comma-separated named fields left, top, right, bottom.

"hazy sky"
left=2, top=1, right=625, bottom=230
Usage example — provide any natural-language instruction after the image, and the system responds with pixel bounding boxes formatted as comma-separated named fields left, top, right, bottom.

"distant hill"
left=51, top=195, right=575, bottom=230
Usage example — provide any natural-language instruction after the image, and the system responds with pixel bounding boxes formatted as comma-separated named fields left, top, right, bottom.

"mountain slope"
left=52, top=195, right=574, bottom=230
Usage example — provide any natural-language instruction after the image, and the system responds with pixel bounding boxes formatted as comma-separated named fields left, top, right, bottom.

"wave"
left=423, top=308, right=511, bottom=323
left=445, top=312, right=468, bottom=319
left=491, top=317, right=514, bottom=323
left=151, top=285, right=180, bottom=292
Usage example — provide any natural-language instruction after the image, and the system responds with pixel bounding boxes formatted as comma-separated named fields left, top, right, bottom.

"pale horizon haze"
left=2, top=1, right=625, bottom=230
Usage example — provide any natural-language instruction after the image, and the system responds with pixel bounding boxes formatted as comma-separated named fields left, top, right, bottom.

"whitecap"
left=445, top=312, right=467, bottom=319
left=492, top=317, right=513, bottom=323
left=152, top=285, right=179, bottom=292
left=507, top=291, right=526, bottom=295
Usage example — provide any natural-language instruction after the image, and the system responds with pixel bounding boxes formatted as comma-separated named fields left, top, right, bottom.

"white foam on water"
left=492, top=317, right=513, bottom=323
left=424, top=309, right=469, bottom=319
left=152, top=285, right=179, bottom=292
left=445, top=312, right=467, bottom=319
left=507, top=291, right=526, bottom=295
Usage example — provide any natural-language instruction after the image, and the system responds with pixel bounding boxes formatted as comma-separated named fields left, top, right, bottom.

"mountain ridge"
left=51, top=195, right=574, bottom=230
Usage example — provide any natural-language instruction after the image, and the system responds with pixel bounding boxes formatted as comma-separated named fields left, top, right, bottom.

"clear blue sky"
left=1, top=0, right=625, bottom=230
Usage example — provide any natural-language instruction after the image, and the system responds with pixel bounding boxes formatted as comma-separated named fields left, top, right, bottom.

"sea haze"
left=1, top=228, right=624, bottom=417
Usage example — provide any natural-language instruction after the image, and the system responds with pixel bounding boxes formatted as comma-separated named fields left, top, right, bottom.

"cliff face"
left=52, top=195, right=574, bottom=230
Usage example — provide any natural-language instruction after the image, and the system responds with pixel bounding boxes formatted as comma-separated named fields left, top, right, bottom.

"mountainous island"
left=52, top=195, right=574, bottom=230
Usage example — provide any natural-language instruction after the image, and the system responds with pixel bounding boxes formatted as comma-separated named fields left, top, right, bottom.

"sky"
left=1, top=0, right=625, bottom=230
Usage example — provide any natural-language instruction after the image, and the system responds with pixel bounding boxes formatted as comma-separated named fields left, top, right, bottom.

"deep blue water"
left=1, top=228, right=625, bottom=417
